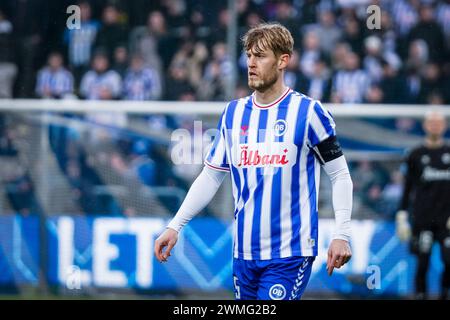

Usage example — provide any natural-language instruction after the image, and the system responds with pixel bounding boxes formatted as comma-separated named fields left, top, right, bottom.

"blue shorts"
left=232, top=256, right=315, bottom=300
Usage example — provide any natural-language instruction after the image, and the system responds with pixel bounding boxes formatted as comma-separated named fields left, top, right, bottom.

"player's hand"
left=154, top=228, right=178, bottom=263
left=326, top=239, right=352, bottom=276
left=395, top=210, right=411, bottom=242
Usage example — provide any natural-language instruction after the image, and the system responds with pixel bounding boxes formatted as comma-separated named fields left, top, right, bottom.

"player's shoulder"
left=406, top=144, right=427, bottom=159
left=224, top=95, right=252, bottom=111
left=287, top=90, right=322, bottom=112
left=290, top=90, right=313, bottom=102
left=294, top=91, right=328, bottom=108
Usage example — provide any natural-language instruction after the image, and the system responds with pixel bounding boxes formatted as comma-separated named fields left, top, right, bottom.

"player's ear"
left=278, top=54, right=290, bottom=70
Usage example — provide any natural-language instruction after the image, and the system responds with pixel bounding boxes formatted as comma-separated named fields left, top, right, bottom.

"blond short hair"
left=242, top=23, right=294, bottom=57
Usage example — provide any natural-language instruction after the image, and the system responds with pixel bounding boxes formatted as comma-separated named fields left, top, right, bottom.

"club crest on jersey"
left=269, top=284, right=286, bottom=300
left=421, top=155, right=430, bottom=164
left=273, top=119, right=287, bottom=137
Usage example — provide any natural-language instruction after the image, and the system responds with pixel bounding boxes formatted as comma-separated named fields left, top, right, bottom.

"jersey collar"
left=252, top=87, right=292, bottom=109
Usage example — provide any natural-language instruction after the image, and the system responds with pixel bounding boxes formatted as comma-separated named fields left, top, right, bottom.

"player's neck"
left=425, top=137, right=444, bottom=149
left=253, top=81, right=288, bottom=105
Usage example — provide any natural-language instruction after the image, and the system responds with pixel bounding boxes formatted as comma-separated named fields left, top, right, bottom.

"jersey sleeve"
left=307, top=101, right=337, bottom=147
left=204, top=107, right=230, bottom=172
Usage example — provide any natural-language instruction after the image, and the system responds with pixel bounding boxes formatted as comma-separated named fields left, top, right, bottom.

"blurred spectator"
left=405, top=39, right=429, bottom=71
left=207, top=8, right=229, bottom=46
left=352, top=160, right=389, bottom=214
left=198, top=42, right=232, bottom=101
left=419, top=63, right=444, bottom=104
left=295, top=0, right=320, bottom=28
left=123, top=54, right=162, bottom=100
left=273, top=1, right=300, bottom=46
left=161, top=0, right=189, bottom=39
left=427, top=90, right=445, bottom=105
left=365, top=85, right=384, bottom=104
left=436, top=0, right=450, bottom=49
left=169, top=41, right=210, bottom=95
left=331, top=42, right=352, bottom=70
left=129, top=10, right=175, bottom=82
left=94, top=4, right=128, bottom=63
left=389, top=0, right=419, bottom=38
left=135, top=157, right=157, bottom=186
left=236, top=0, right=256, bottom=29
left=79, top=52, right=122, bottom=100
left=341, top=15, right=364, bottom=57
left=65, top=158, right=97, bottom=214
left=35, top=52, right=74, bottom=99
left=331, top=51, right=370, bottom=103
left=407, top=4, right=445, bottom=62
left=0, top=10, right=17, bottom=98
left=235, top=81, right=251, bottom=99
left=295, top=54, right=332, bottom=102
left=0, top=122, right=17, bottom=156
left=64, top=1, right=100, bottom=85
left=187, top=6, right=211, bottom=43
left=395, top=117, right=418, bottom=134
left=404, top=64, right=423, bottom=104
left=379, top=60, right=407, bottom=104
left=378, top=10, right=403, bottom=70
left=311, top=9, right=342, bottom=55
left=164, top=59, right=195, bottom=101
left=186, top=42, right=209, bottom=91
left=80, top=51, right=125, bottom=137
left=308, top=57, right=332, bottom=102
left=364, top=182, right=385, bottom=215
left=4, top=165, right=37, bottom=216
left=112, top=44, right=129, bottom=79
left=300, top=30, right=324, bottom=77
left=363, top=36, right=384, bottom=83
left=8, top=0, right=48, bottom=97
left=284, top=50, right=306, bottom=90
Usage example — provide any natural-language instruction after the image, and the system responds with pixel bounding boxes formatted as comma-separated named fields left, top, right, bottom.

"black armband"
left=312, top=136, right=343, bottom=165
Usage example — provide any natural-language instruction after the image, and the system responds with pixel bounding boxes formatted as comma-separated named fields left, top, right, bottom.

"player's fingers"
left=343, top=251, right=352, bottom=264
left=154, top=240, right=163, bottom=262
left=337, top=250, right=352, bottom=268
left=326, top=250, right=333, bottom=274
left=156, top=239, right=168, bottom=262
left=328, top=252, right=338, bottom=275
left=163, top=241, right=176, bottom=261
left=328, top=263, right=335, bottom=276
left=334, top=254, right=345, bottom=268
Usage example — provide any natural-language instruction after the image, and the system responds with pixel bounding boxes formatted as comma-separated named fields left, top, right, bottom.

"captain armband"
left=312, top=136, right=343, bottom=165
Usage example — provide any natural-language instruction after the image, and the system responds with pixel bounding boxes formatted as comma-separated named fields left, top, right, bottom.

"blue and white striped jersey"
left=35, top=67, right=74, bottom=98
left=64, top=21, right=100, bottom=67
left=205, top=88, right=336, bottom=260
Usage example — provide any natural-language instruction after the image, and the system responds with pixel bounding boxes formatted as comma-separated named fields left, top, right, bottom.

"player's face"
left=246, top=47, right=280, bottom=92
left=423, top=113, right=447, bottom=138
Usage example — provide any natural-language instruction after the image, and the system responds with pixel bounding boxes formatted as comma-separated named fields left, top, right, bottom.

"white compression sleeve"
left=166, top=166, right=227, bottom=232
left=322, top=155, right=353, bottom=242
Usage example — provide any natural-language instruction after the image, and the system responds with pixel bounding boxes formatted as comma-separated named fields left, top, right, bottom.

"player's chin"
left=248, top=79, right=264, bottom=90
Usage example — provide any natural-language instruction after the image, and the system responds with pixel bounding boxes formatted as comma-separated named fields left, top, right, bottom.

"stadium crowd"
left=0, top=0, right=448, bottom=103
left=0, top=0, right=449, bottom=218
